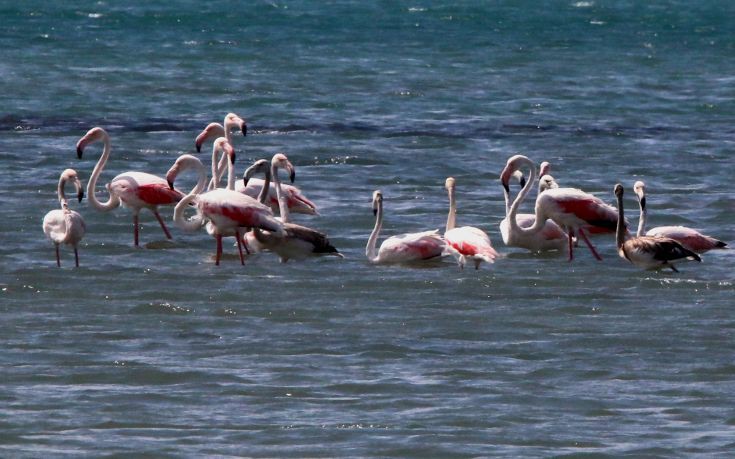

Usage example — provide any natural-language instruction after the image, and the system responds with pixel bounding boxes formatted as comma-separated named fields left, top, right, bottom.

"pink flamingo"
left=196, top=114, right=318, bottom=215
left=241, top=155, right=341, bottom=262
left=443, top=177, right=498, bottom=269
left=500, top=154, right=623, bottom=261
left=366, top=190, right=445, bottom=264
left=171, top=138, right=282, bottom=265
left=499, top=157, right=568, bottom=253
left=634, top=181, right=726, bottom=253
left=615, top=183, right=700, bottom=271
left=42, top=169, right=86, bottom=267
left=76, top=127, right=183, bottom=247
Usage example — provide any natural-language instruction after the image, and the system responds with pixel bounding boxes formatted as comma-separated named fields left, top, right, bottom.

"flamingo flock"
left=41, top=114, right=728, bottom=273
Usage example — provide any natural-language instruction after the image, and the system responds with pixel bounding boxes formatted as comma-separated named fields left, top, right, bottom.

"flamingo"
left=366, top=190, right=445, bottom=264
left=42, top=169, right=86, bottom=267
left=76, top=127, right=183, bottom=247
left=499, top=157, right=568, bottom=253
left=633, top=181, right=727, bottom=253
left=614, top=183, right=700, bottom=271
left=443, top=177, right=498, bottom=269
left=171, top=138, right=282, bottom=265
left=195, top=114, right=318, bottom=215
left=241, top=155, right=341, bottom=262
left=500, top=154, right=624, bottom=261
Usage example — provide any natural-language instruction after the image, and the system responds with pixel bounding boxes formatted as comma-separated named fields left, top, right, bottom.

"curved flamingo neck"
left=257, top=167, right=271, bottom=204
left=173, top=192, right=203, bottom=232
left=507, top=158, right=546, bottom=236
left=271, top=162, right=290, bottom=223
left=445, top=186, right=457, bottom=232
left=86, top=132, right=120, bottom=212
left=636, top=193, right=648, bottom=237
left=57, top=175, right=69, bottom=209
left=366, top=199, right=383, bottom=262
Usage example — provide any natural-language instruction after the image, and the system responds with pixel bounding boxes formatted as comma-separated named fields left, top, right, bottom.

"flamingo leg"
left=74, top=247, right=80, bottom=267
left=152, top=209, right=173, bottom=240
left=133, top=213, right=140, bottom=247
left=55, top=244, right=61, bottom=267
left=567, top=229, right=575, bottom=261
left=578, top=228, right=603, bottom=261
left=215, top=233, right=223, bottom=266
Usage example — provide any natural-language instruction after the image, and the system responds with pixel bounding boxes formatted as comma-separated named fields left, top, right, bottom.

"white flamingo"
left=171, top=138, right=282, bottom=265
left=366, top=190, right=445, bottom=264
left=76, top=127, right=183, bottom=247
left=443, top=177, right=498, bottom=269
left=634, top=181, right=726, bottom=253
left=42, top=169, right=86, bottom=267
left=615, top=183, right=700, bottom=271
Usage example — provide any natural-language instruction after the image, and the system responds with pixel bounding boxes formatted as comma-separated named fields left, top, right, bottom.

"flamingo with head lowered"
left=500, top=154, right=624, bottom=261
left=42, top=169, right=86, bottom=267
left=195, top=115, right=318, bottom=216
left=170, top=138, right=283, bottom=265
left=633, top=181, right=727, bottom=254
left=614, top=183, right=700, bottom=271
left=241, top=155, right=341, bottom=262
left=366, top=190, right=445, bottom=264
left=443, top=177, right=498, bottom=269
left=76, top=127, right=183, bottom=247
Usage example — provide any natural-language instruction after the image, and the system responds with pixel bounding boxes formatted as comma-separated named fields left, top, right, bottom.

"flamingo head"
left=271, top=153, right=295, bottom=183
left=166, top=154, right=198, bottom=190
left=633, top=180, right=646, bottom=208
left=614, top=183, right=624, bottom=198
left=195, top=122, right=225, bottom=153
left=500, top=154, right=533, bottom=193
left=224, top=113, right=247, bottom=137
left=445, top=177, right=456, bottom=191
left=538, top=174, right=559, bottom=193
left=372, top=190, right=383, bottom=216
left=539, top=161, right=551, bottom=178
left=62, top=168, right=84, bottom=202
left=243, top=159, right=270, bottom=187
left=76, top=126, right=108, bottom=159
left=214, top=137, right=236, bottom=165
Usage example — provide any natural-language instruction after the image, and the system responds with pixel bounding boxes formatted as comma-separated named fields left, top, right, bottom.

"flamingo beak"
left=289, top=168, right=296, bottom=183
left=241, top=122, right=247, bottom=137
left=243, top=177, right=250, bottom=187
left=519, top=175, right=527, bottom=188
left=168, top=179, right=175, bottom=190
left=639, top=196, right=646, bottom=210
left=77, top=189, right=84, bottom=202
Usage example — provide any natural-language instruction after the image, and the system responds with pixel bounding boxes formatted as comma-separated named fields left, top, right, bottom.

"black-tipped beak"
left=639, top=196, right=646, bottom=210
left=289, top=169, right=295, bottom=183
left=502, top=182, right=510, bottom=194
left=231, top=152, right=236, bottom=164
left=77, top=190, right=84, bottom=202
left=195, top=142, right=202, bottom=153
left=243, top=177, right=250, bottom=188
left=76, top=146, right=83, bottom=159
left=241, top=124, right=247, bottom=137
left=519, top=176, right=527, bottom=188
left=168, top=180, right=175, bottom=190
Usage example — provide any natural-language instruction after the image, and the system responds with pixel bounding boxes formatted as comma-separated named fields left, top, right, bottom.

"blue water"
left=2, top=1, right=734, bottom=456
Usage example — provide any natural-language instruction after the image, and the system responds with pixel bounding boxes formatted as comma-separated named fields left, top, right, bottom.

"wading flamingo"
left=241, top=155, right=341, bottom=262
left=614, top=183, right=700, bottom=271
left=366, top=191, right=445, bottom=264
left=42, top=169, right=86, bottom=267
left=499, top=157, right=568, bottom=253
left=76, top=127, right=183, bottom=247
left=443, top=177, right=497, bottom=269
left=195, top=114, right=317, bottom=215
left=500, top=155, right=624, bottom=261
left=171, top=138, right=282, bottom=265
left=633, top=181, right=727, bottom=253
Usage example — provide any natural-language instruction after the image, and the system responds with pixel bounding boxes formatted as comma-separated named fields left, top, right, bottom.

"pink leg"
left=152, top=209, right=173, bottom=239
left=567, top=229, right=574, bottom=261
left=215, top=233, right=222, bottom=266
left=55, top=244, right=61, bottom=267
left=133, top=213, right=140, bottom=247
left=74, top=247, right=80, bottom=267
left=578, top=228, right=603, bottom=261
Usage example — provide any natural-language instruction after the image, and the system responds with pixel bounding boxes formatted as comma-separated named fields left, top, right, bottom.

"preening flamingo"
left=195, top=114, right=317, bottom=215
left=633, top=181, right=727, bottom=253
left=241, top=155, right=341, bottom=262
left=614, top=183, right=700, bottom=271
left=443, top=177, right=497, bottom=269
left=499, top=157, right=568, bottom=253
left=42, top=169, right=86, bottom=267
left=76, top=127, right=183, bottom=247
left=366, top=190, right=445, bottom=264
left=500, top=154, right=624, bottom=260
left=171, top=138, right=282, bottom=265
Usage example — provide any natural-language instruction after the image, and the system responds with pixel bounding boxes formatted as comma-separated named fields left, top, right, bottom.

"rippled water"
left=2, top=1, right=734, bottom=456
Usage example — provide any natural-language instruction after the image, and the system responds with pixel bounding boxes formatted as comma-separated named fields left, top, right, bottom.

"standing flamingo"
left=195, top=114, right=318, bottom=215
left=366, top=190, right=445, bottom=264
left=76, top=127, right=183, bottom=247
left=42, top=169, right=87, bottom=267
left=633, top=181, right=727, bottom=253
left=443, top=177, right=498, bottom=269
left=171, top=138, right=282, bottom=265
left=241, top=155, right=341, bottom=262
left=499, top=157, right=568, bottom=253
left=614, top=184, right=700, bottom=271
left=500, top=155, right=624, bottom=261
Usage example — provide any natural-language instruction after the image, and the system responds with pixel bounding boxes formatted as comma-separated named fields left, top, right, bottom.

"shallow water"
left=2, top=1, right=734, bottom=456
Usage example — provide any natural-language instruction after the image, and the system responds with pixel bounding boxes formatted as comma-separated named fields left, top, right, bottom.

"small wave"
left=129, top=302, right=192, bottom=315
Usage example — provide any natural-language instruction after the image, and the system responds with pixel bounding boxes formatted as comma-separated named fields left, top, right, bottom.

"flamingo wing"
left=647, top=226, right=727, bottom=253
